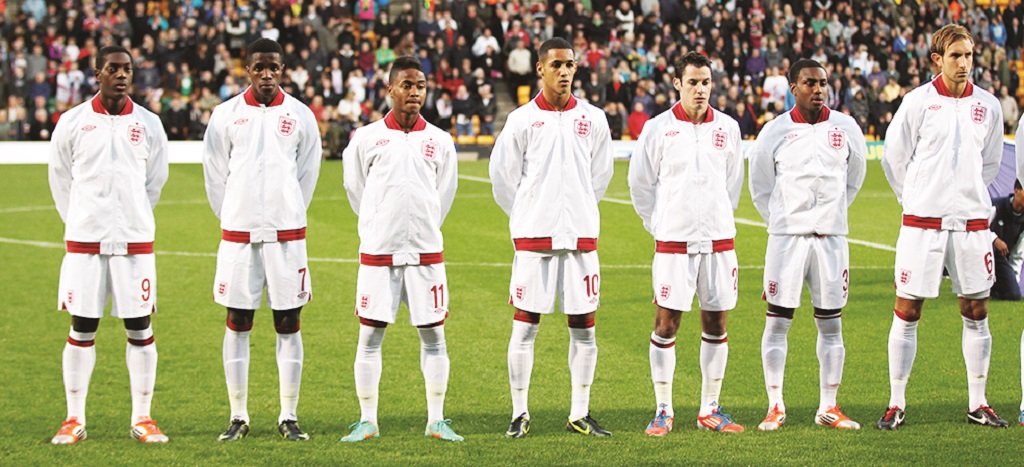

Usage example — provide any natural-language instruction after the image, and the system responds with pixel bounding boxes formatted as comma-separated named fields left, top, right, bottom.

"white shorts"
left=57, top=253, right=156, bottom=319
left=213, top=240, right=311, bottom=310
left=652, top=251, right=738, bottom=312
left=355, top=263, right=449, bottom=326
left=894, top=227, right=994, bottom=299
left=763, top=235, right=849, bottom=309
left=508, top=250, right=600, bottom=315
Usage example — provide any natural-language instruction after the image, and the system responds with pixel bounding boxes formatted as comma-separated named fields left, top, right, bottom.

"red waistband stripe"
left=513, top=237, right=598, bottom=251
left=902, top=215, right=988, bottom=232
left=655, top=239, right=735, bottom=254
left=359, top=252, right=445, bottom=266
left=66, top=241, right=154, bottom=254
left=221, top=228, right=306, bottom=243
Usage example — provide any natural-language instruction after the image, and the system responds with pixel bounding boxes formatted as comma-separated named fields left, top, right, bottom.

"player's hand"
left=994, top=238, right=1009, bottom=256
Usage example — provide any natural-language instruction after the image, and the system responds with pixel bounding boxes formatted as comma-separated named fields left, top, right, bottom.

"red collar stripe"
left=932, top=76, right=974, bottom=98
left=383, top=111, right=427, bottom=132
left=90, top=95, right=134, bottom=115
left=790, top=106, right=831, bottom=124
left=672, top=103, right=715, bottom=123
left=534, top=92, right=577, bottom=111
left=243, top=86, right=286, bottom=107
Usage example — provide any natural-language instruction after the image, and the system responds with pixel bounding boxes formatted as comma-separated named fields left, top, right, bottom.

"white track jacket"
left=202, top=88, right=322, bottom=241
left=489, top=94, right=614, bottom=251
left=882, top=78, right=1003, bottom=229
left=49, top=96, right=169, bottom=250
left=748, top=107, right=867, bottom=236
left=343, top=112, right=457, bottom=264
left=629, top=105, right=743, bottom=247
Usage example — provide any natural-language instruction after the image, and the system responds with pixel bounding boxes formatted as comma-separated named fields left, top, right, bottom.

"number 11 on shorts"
left=431, top=284, right=445, bottom=308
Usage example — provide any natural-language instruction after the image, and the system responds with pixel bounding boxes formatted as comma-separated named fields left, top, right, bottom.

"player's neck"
left=683, top=104, right=707, bottom=124
left=100, top=95, right=128, bottom=115
left=393, top=109, right=420, bottom=132
left=797, top=106, right=821, bottom=124
left=940, top=74, right=968, bottom=98
left=254, top=89, right=280, bottom=105
left=541, top=88, right=571, bottom=111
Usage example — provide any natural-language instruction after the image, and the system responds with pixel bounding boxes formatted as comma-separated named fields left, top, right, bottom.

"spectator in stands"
left=453, top=84, right=476, bottom=138
left=1002, top=86, right=1020, bottom=134
left=507, top=38, right=534, bottom=101
left=477, top=83, right=497, bottom=137
left=627, top=101, right=650, bottom=140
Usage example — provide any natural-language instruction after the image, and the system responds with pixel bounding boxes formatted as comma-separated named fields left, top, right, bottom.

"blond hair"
left=930, top=24, right=973, bottom=56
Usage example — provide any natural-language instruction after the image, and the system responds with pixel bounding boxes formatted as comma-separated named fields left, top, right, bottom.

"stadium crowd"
left=1, top=0, right=1023, bottom=154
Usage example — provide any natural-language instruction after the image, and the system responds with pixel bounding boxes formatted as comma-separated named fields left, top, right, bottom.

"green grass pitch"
left=1, top=160, right=1022, bottom=464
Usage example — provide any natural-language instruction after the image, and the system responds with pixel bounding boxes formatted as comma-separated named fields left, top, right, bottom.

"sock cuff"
left=275, top=323, right=300, bottom=334
left=700, top=332, right=727, bottom=344
left=126, top=326, right=153, bottom=343
left=226, top=317, right=253, bottom=332
left=961, top=315, right=990, bottom=329
left=68, top=330, right=96, bottom=347
left=893, top=309, right=920, bottom=322
left=650, top=332, right=676, bottom=348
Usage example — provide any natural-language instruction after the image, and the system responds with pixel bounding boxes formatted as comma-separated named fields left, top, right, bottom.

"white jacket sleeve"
left=627, top=125, right=658, bottom=233
left=981, top=102, right=1005, bottom=186
left=590, top=117, right=614, bottom=202
left=726, top=126, right=744, bottom=210
left=202, top=110, right=231, bottom=219
left=146, top=123, right=170, bottom=209
left=342, top=126, right=367, bottom=215
left=881, top=97, right=919, bottom=203
left=845, top=123, right=868, bottom=206
left=747, top=127, right=776, bottom=224
left=48, top=118, right=74, bottom=223
left=437, top=139, right=459, bottom=224
left=297, top=111, right=323, bottom=209
left=489, top=119, right=525, bottom=216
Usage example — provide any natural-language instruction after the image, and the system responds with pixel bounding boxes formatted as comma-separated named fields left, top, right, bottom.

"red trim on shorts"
left=893, top=309, right=919, bottom=322
left=221, top=228, right=306, bottom=243
left=359, top=317, right=389, bottom=328
left=275, top=324, right=300, bottom=334
left=513, top=238, right=598, bottom=251
left=128, top=336, right=155, bottom=346
left=359, top=252, right=444, bottom=266
left=655, top=239, right=734, bottom=254
left=66, top=241, right=154, bottom=254
left=902, top=215, right=988, bottom=232
left=513, top=313, right=541, bottom=324
left=226, top=318, right=253, bottom=332
left=567, top=316, right=595, bottom=329
left=701, top=336, right=728, bottom=344
left=67, top=337, right=95, bottom=347
left=813, top=313, right=842, bottom=320
left=650, top=338, right=676, bottom=348
left=417, top=318, right=446, bottom=328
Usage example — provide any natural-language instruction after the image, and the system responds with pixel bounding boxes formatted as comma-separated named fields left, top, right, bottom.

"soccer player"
left=202, top=38, right=322, bottom=441
left=879, top=24, right=1009, bottom=430
left=490, top=37, right=615, bottom=438
left=628, top=52, right=745, bottom=436
left=340, top=56, right=462, bottom=443
left=748, top=59, right=867, bottom=431
left=48, top=46, right=170, bottom=444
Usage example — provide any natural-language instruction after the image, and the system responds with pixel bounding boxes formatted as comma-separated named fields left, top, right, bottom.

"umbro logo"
left=531, top=121, right=545, bottom=128
left=234, top=118, right=249, bottom=125
left=784, top=133, right=798, bottom=140
left=928, top=104, right=942, bottom=111
left=665, top=130, right=679, bottom=137
left=81, top=125, right=96, bottom=132
left=375, top=139, right=389, bottom=146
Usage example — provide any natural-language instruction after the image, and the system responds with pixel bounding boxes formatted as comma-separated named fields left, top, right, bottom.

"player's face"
left=97, top=52, right=133, bottom=101
left=673, top=65, right=712, bottom=114
left=932, top=38, right=973, bottom=85
left=791, top=66, right=828, bottom=114
left=537, top=48, right=577, bottom=96
left=246, top=52, right=284, bottom=103
left=388, top=68, right=427, bottom=114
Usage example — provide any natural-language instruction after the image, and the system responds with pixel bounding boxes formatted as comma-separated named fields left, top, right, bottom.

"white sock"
left=63, top=327, right=96, bottom=425
left=354, top=324, right=386, bottom=423
left=277, top=331, right=303, bottom=424
left=568, top=326, right=598, bottom=421
left=762, top=314, right=791, bottom=412
left=418, top=325, right=450, bottom=423
left=887, top=312, right=917, bottom=409
left=814, top=315, right=844, bottom=412
left=649, top=332, right=676, bottom=417
left=508, top=320, right=538, bottom=419
left=223, top=328, right=250, bottom=423
left=126, top=326, right=157, bottom=424
left=962, top=316, right=991, bottom=411
left=700, top=333, right=728, bottom=416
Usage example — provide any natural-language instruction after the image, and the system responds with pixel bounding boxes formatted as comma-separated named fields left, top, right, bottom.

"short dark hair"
left=1016, top=179, right=1022, bottom=191
left=538, top=37, right=573, bottom=59
left=246, top=38, right=284, bottom=63
left=96, top=46, right=132, bottom=70
left=674, top=52, right=712, bottom=79
left=389, top=56, right=424, bottom=83
left=788, top=58, right=826, bottom=83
